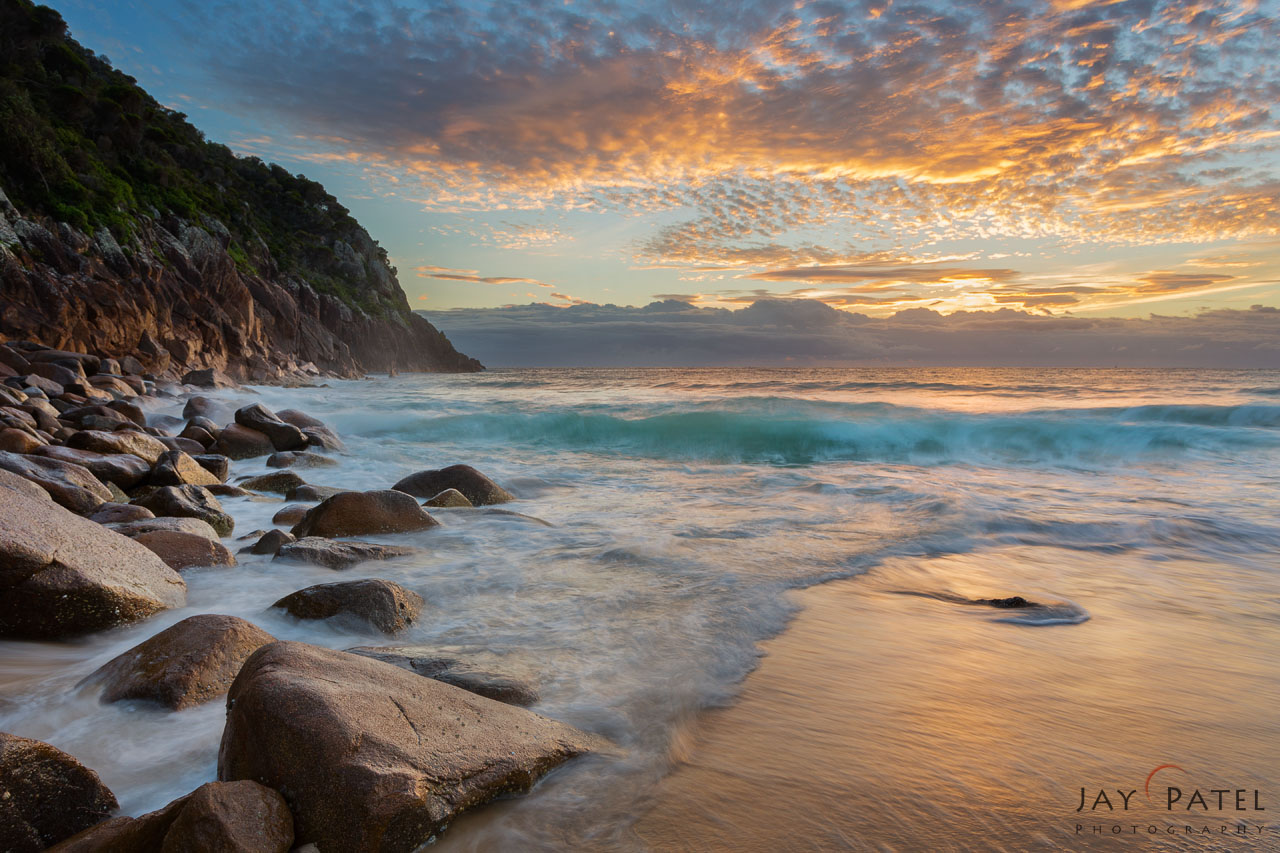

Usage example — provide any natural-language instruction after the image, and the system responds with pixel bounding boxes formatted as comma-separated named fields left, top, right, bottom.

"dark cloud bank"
left=420, top=300, right=1280, bottom=368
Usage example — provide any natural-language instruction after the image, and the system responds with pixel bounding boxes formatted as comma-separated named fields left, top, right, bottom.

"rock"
left=28, top=360, right=80, bottom=388
left=49, top=780, right=292, bottom=852
left=87, top=502, right=154, bottom=524
left=234, top=404, right=307, bottom=452
left=300, top=426, right=344, bottom=451
left=156, top=435, right=207, bottom=456
left=182, top=396, right=230, bottom=422
left=265, top=450, right=337, bottom=468
left=0, top=450, right=112, bottom=513
left=32, top=445, right=151, bottom=488
left=150, top=450, right=222, bottom=486
left=0, top=489, right=185, bottom=637
left=980, top=595, right=1037, bottom=609
left=207, top=483, right=252, bottom=498
left=248, top=529, right=295, bottom=556
left=104, top=399, right=146, bottom=426
left=291, top=489, right=439, bottom=538
left=27, top=350, right=100, bottom=375
left=348, top=648, right=539, bottom=706
left=108, top=516, right=220, bottom=542
left=182, top=368, right=237, bottom=389
left=186, top=414, right=221, bottom=436
left=273, top=409, right=326, bottom=430
left=118, top=355, right=146, bottom=376
left=82, top=615, right=274, bottom=709
left=15, top=373, right=62, bottom=397
left=0, top=732, right=118, bottom=852
left=210, top=423, right=274, bottom=460
left=272, top=504, right=309, bottom=525
left=423, top=488, right=473, bottom=508
left=217, top=642, right=601, bottom=852
left=0, top=346, right=31, bottom=374
left=66, top=429, right=168, bottom=464
left=133, top=530, right=237, bottom=571
left=132, top=485, right=234, bottom=536
left=0, top=467, right=53, bottom=502
left=61, top=404, right=130, bottom=429
left=0, top=428, right=43, bottom=453
left=272, top=579, right=423, bottom=634
left=239, top=470, right=305, bottom=494
left=178, top=424, right=216, bottom=447
left=285, top=483, right=345, bottom=501
left=274, top=537, right=416, bottom=570
left=193, top=453, right=231, bottom=481
left=392, top=464, right=514, bottom=506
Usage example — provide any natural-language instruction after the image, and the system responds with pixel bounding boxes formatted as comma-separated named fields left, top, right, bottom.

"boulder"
left=193, top=454, right=231, bottom=481
left=182, top=396, right=231, bottom=422
left=27, top=350, right=100, bottom=375
left=286, top=483, right=345, bottom=502
left=273, top=410, right=344, bottom=451
left=234, top=404, right=307, bottom=452
left=104, top=399, right=146, bottom=426
left=274, top=537, right=416, bottom=570
left=131, top=485, right=234, bottom=536
left=0, top=490, right=186, bottom=637
left=66, top=429, right=168, bottom=464
left=15, top=374, right=62, bottom=397
left=248, top=529, right=295, bottom=556
left=0, top=346, right=31, bottom=374
left=28, top=360, right=79, bottom=388
left=82, top=615, right=274, bottom=709
left=265, top=451, right=337, bottom=469
left=217, top=642, right=602, bottom=852
left=0, top=428, right=43, bottom=453
left=239, top=471, right=305, bottom=494
left=182, top=368, right=237, bottom=389
left=210, top=423, right=274, bottom=460
left=186, top=415, right=221, bottom=436
left=272, top=579, right=423, bottom=634
left=178, top=424, right=216, bottom=447
left=0, top=733, right=118, bottom=852
left=423, top=488, right=473, bottom=508
left=392, top=464, right=514, bottom=506
left=32, top=445, right=151, bottom=488
left=0, top=450, right=112, bottom=514
left=50, top=780, right=292, bottom=852
left=271, top=504, right=309, bottom=526
left=290, top=490, right=439, bottom=538
left=150, top=450, right=222, bottom=487
left=87, top=503, right=154, bottom=524
left=108, top=516, right=220, bottom=542
left=156, top=435, right=207, bottom=456
left=208, top=483, right=252, bottom=498
left=0, top=467, right=53, bottom=502
left=348, top=648, right=539, bottom=706
left=133, top=530, right=237, bottom=571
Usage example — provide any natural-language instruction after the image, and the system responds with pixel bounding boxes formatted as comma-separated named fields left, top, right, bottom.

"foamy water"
left=2, top=368, right=1278, bottom=849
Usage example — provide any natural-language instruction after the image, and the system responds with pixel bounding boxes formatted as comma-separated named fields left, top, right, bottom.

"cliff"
left=0, top=0, right=481, bottom=379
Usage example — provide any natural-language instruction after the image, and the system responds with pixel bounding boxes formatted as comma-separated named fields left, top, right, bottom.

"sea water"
left=2, top=368, right=1278, bottom=850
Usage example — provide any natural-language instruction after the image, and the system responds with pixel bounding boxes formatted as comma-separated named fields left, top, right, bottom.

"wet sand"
left=631, top=546, right=1280, bottom=851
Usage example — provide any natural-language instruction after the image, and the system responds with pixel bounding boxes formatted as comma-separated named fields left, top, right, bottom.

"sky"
left=53, top=0, right=1280, bottom=365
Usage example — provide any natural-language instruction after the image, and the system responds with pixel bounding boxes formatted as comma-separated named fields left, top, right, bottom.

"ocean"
left=3, top=367, right=1279, bottom=850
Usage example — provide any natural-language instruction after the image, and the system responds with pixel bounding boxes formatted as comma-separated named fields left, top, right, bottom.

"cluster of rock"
left=0, top=341, right=602, bottom=852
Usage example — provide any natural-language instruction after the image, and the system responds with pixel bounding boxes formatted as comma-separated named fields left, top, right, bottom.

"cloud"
left=419, top=299, right=1280, bottom=367
left=413, top=264, right=549, bottom=287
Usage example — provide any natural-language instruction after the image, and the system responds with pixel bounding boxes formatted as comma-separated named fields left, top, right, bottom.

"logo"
left=1072, top=765, right=1270, bottom=839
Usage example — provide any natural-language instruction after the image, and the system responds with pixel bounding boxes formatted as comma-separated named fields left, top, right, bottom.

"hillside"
left=0, top=0, right=481, bottom=378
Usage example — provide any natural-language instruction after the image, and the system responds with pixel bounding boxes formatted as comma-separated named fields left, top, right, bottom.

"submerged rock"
left=248, top=529, right=296, bottom=556
left=272, top=579, right=423, bottom=634
left=285, top=483, right=346, bottom=502
left=290, top=489, right=439, bottom=538
left=0, top=490, right=186, bottom=638
left=132, top=485, right=234, bottom=536
left=82, top=614, right=274, bottom=710
left=392, top=464, right=514, bottom=506
left=265, top=450, right=337, bottom=468
left=0, top=732, right=118, bottom=852
left=217, top=642, right=602, bottom=851
left=50, top=780, right=292, bottom=853
left=348, top=647, right=539, bottom=706
left=423, top=488, right=472, bottom=508
left=274, top=536, right=416, bottom=570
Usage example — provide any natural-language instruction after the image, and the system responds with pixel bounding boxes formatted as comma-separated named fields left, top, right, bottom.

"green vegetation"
left=0, top=0, right=406, bottom=318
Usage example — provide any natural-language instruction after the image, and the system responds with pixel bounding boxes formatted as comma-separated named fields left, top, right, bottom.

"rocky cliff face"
left=0, top=186, right=481, bottom=381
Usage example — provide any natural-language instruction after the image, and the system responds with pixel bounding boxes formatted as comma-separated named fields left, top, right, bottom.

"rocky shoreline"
left=0, top=340, right=601, bottom=852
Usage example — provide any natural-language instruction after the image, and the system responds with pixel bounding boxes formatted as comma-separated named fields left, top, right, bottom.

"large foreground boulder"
left=0, top=490, right=186, bottom=638
left=392, top=464, right=514, bottom=505
left=274, top=537, right=416, bottom=570
left=82, top=615, right=275, bottom=710
left=0, top=732, right=118, bottom=852
left=218, top=642, right=602, bottom=852
left=0, top=450, right=112, bottom=514
left=132, top=485, right=234, bottom=536
left=50, top=780, right=291, bottom=852
left=290, top=490, right=439, bottom=538
left=272, top=579, right=423, bottom=634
